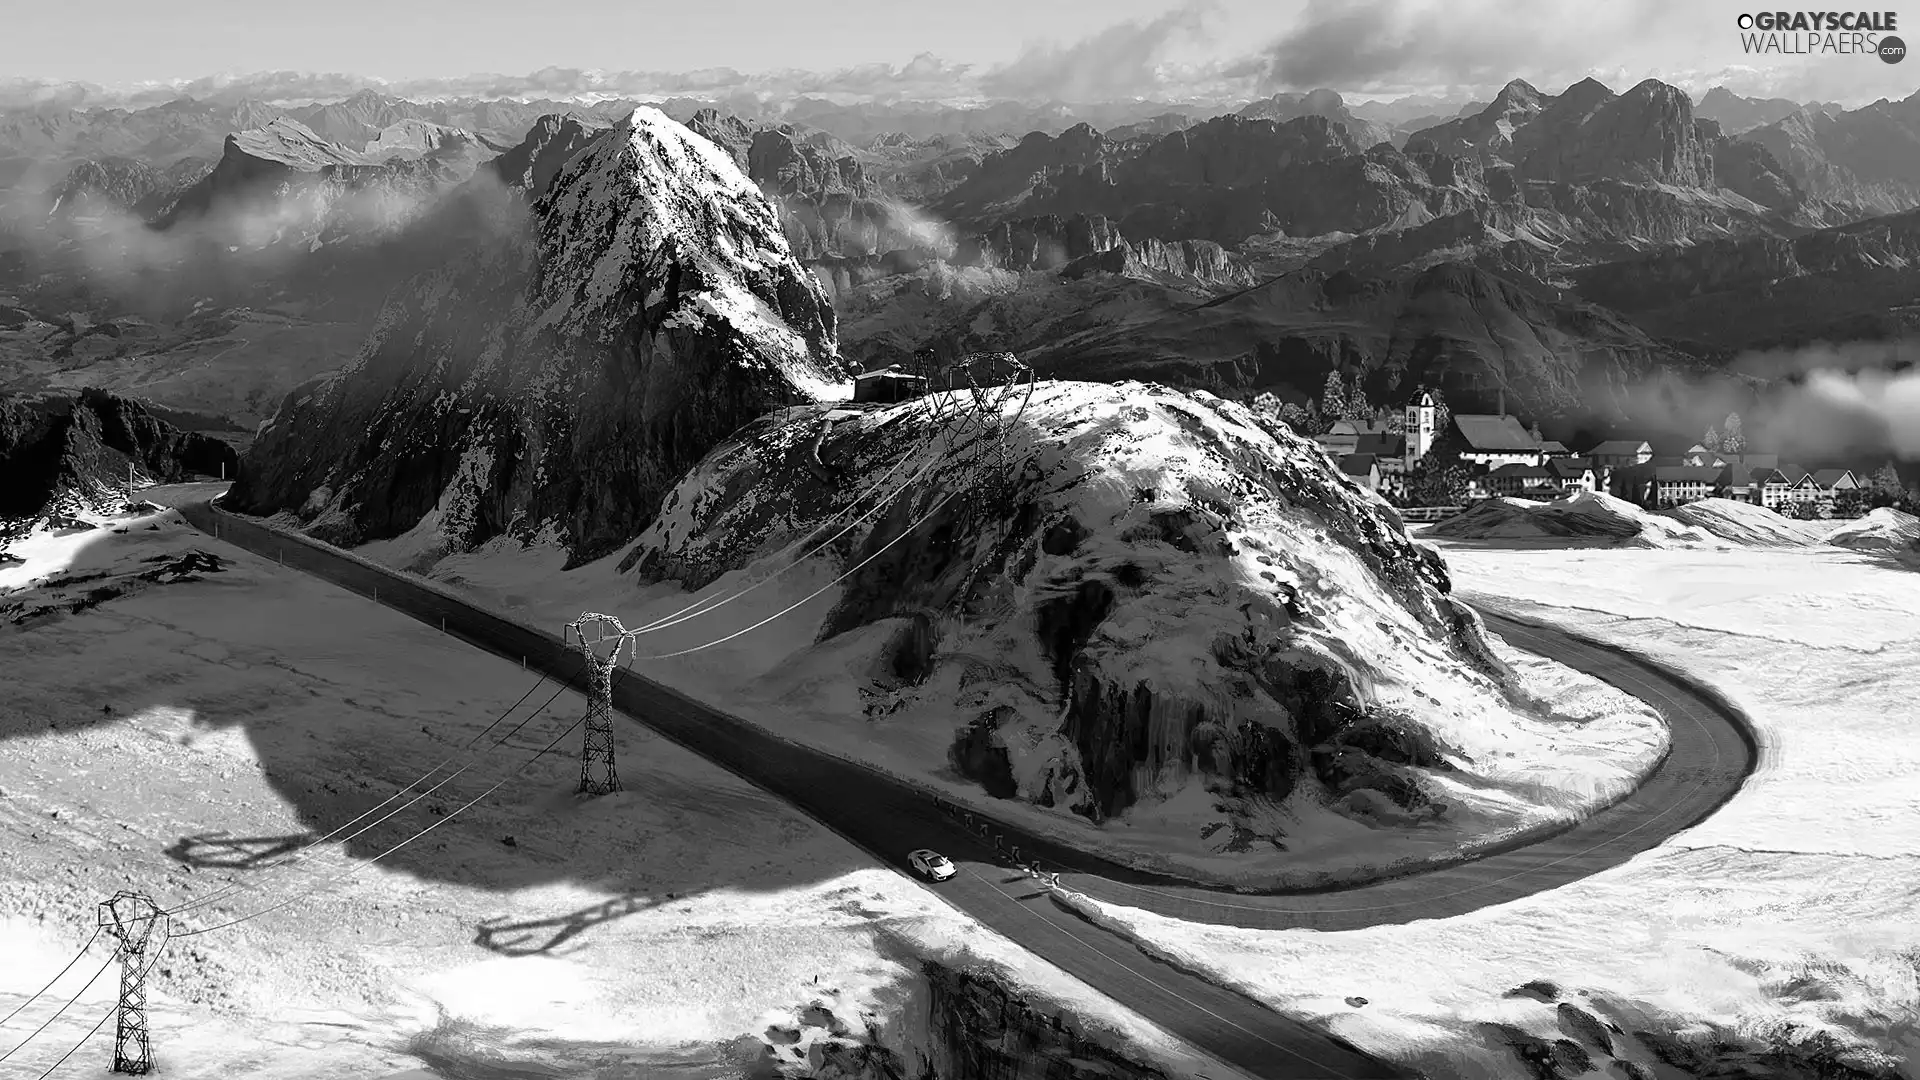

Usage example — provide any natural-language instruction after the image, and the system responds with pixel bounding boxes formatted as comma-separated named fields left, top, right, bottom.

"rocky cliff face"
left=226, top=106, right=846, bottom=565
left=0, top=388, right=237, bottom=521
left=1061, top=237, right=1253, bottom=286
left=953, top=213, right=1122, bottom=271
left=627, top=380, right=1519, bottom=836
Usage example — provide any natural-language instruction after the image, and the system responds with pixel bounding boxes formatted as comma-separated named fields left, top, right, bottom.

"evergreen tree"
left=1720, top=412, right=1745, bottom=453
left=1425, top=388, right=1452, bottom=441
left=1319, top=370, right=1346, bottom=420
left=1277, top=401, right=1310, bottom=430
left=1702, top=425, right=1723, bottom=453
left=1870, top=462, right=1906, bottom=507
left=1528, top=421, right=1544, bottom=443
left=1251, top=391, right=1280, bottom=418
left=1340, top=372, right=1373, bottom=422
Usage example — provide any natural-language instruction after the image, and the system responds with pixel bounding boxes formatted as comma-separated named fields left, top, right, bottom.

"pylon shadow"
left=471, top=892, right=667, bottom=958
left=164, top=831, right=320, bottom=870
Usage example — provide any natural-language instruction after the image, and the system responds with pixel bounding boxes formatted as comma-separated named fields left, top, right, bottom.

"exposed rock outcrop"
left=226, top=106, right=845, bottom=565
left=954, top=213, right=1122, bottom=272
left=0, top=388, right=237, bottom=522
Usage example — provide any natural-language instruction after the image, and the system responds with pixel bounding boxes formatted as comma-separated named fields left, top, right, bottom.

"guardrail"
left=1393, top=505, right=1465, bottom=523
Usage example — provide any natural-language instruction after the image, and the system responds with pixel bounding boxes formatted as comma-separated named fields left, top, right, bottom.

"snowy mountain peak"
left=529, top=106, right=842, bottom=397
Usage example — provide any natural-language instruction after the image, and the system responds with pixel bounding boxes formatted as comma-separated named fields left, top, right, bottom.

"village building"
left=1545, top=456, right=1598, bottom=493
left=1586, top=440, right=1654, bottom=470
left=1758, top=466, right=1817, bottom=511
left=1339, top=453, right=1381, bottom=491
left=1451, top=414, right=1545, bottom=468
left=852, top=367, right=928, bottom=404
left=1484, top=462, right=1559, bottom=499
left=1652, top=465, right=1723, bottom=506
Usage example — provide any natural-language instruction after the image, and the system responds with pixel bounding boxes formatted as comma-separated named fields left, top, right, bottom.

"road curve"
left=154, top=488, right=1756, bottom=1080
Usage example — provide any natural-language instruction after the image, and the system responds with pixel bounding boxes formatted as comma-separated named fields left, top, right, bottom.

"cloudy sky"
left=5, top=0, right=1915, bottom=107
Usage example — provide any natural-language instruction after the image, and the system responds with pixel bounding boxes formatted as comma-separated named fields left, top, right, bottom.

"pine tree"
left=1251, top=391, right=1280, bottom=418
left=1341, top=372, right=1373, bottom=421
left=1319, top=370, right=1346, bottom=420
left=1702, top=425, right=1723, bottom=453
left=1528, top=421, right=1544, bottom=443
left=1721, top=412, right=1745, bottom=453
left=1871, top=462, right=1905, bottom=504
left=1277, top=401, right=1309, bottom=430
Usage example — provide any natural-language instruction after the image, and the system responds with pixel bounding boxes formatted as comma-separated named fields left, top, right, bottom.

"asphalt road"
left=148, top=485, right=1756, bottom=1080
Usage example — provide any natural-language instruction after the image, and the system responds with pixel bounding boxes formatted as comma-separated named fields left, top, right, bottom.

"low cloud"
left=979, top=1, right=1221, bottom=102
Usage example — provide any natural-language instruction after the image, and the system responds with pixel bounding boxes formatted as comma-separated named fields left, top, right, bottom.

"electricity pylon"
left=97, top=892, right=168, bottom=1075
left=567, top=613, right=633, bottom=796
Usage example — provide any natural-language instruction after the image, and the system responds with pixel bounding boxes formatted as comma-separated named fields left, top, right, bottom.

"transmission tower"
left=567, top=613, right=634, bottom=796
left=97, top=892, right=168, bottom=1075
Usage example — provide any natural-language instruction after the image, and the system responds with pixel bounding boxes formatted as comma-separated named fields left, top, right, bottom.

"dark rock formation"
left=487, top=113, right=610, bottom=197
left=0, top=388, right=237, bottom=521
left=226, top=106, right=843, bottom=566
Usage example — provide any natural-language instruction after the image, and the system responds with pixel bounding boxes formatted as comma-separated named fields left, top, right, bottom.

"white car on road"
left=909, top=848, right=956, bottom=881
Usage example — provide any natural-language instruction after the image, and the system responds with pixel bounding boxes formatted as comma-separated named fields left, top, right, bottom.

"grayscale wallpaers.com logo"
left=1737, top=10, right=1906, bottom=61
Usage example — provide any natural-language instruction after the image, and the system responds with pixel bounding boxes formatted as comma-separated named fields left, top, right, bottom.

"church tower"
left=1404, top=390, right=1436, bottom=467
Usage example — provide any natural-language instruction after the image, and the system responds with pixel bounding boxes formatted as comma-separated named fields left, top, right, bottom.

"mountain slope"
left=1742, top=95, right=1920, bottom=213
left=226, top=106, right=846, bottom=565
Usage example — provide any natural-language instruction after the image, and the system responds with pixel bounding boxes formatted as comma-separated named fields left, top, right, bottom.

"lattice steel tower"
left=567, top=613, right=631, bottom=796
left=97, top=892, right=168, bottom=1075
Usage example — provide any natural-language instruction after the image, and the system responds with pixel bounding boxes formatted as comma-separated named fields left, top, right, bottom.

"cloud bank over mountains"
left=2, top=0, right=1910, bottom=113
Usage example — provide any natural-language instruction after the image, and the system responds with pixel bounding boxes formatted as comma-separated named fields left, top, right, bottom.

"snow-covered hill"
left=227, top=106, right=848, bottom=564
left=557, top=379, right=1663, bottom=881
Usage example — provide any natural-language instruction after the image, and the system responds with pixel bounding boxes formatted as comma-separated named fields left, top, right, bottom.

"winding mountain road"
left=149, top=485, right=1757, bottom=1080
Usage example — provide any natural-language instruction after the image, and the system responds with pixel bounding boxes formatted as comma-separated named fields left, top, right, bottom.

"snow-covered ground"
left=0, top=508, right=1239, bottom=1079
left=355, top=383, right=1668, bottom=889
left=1062, top=540, right=1920, bottom=1078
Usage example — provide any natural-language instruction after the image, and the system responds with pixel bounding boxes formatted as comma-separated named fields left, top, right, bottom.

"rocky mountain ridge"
left=226, top=106, right=845, bottom=565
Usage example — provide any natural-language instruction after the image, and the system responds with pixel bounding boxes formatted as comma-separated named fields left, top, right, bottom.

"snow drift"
left=1430, top=491, right=1816, bottom=548
left=611, top=380, right=1665, bottom=868
left=1826, top=507, right=1920, bottom=551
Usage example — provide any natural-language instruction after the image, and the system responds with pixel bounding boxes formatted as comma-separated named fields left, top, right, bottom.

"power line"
left=623, top=391, right=984, bottom=637
left=624, top=366, right=1036, bottom=663
left=166, top=660, right=579, bottom=919
left=0, top=954, right=111, bottom=1065
left=0, top=927, right=102, bottom=1034
left=174, top=708, right=590, bottom=939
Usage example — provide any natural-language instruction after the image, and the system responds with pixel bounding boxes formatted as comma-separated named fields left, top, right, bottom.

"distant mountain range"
left=5, top=78, right=1920, bottom=444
